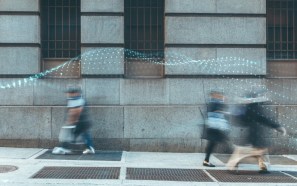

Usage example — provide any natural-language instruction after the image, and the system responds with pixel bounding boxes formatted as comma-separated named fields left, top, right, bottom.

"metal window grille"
left=41, top=0, right=81, bottom=59
left=267, top=0, right=297, bottom=60
left=124, top=0, right=165, bottom=78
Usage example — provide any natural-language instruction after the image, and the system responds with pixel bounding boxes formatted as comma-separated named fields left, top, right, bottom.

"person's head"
left=209, top=90, right=224, bottom=102
left=244, top=88, right=268, bottom=103
left=65, top=85, right=82, bottom=98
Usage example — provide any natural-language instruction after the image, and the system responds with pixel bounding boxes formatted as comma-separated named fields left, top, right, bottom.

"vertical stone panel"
left=0, top=78, right=34, bottom=105
left=85, top=78, right=121, bottom=105
left=81, top=0, right=124, bottom=12
left=0, top=0, right=39, bottom=11
left=124, top=106, right=203, bottom=138
left=165, top=0, right=265, bottom=14
left=0, top=107, right=51, bottom=139
left=0, top=15, right=40, bottom=43
left=168, top=79, right=206, bottom=104
left=120, top=79, right=169, bottom=105
left=0, top=47, right=40, bottom=74
left=165, top=17, right=266, bottom=44
left=81, top=16, right=124, bottom=43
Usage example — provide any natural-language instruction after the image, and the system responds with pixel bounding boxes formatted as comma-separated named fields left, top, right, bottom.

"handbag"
left=206, top=112, right=230, bottom=132
left=58, top=125, right=76, bottom=142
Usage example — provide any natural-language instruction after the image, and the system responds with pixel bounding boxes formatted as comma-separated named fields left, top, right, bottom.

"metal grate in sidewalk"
left=126, top=168, right=213, bottom=182
left=36, top=150, right=122, bottom=161
left=283, top=171, right=297, bottom=179
left=207, top=170, right=297, bottom=183
left=214, top=154, right=297, bottom=165
left=31, top=166, right=120, bottom=179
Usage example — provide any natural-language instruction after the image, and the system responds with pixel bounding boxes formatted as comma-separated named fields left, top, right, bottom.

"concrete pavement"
left=0, top=147, right=296, bottom=186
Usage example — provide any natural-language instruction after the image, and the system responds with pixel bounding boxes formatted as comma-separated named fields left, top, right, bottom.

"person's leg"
left=226, top=145, right=253, bottom=170
left=52, top=126, right=74, bottom=155
left=203, top=140, right=217, bottom=167
left=258, top=148, right=270, bottom=173
left=226, top=145, right=242, bottom=170
left=82, top=131, right=95, bottom=154
left=83, top=131, right=94, bottom=148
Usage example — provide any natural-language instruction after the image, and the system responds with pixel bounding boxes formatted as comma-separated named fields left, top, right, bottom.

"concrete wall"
left=0, top=0, right=39, bottom=11
left=80, top=0, right=124, bottom=75
left=0, top=77, right=295, bottom=154
left=81, top=16, right=124, bottom=44
left=165, top=48, right=266, bottom=75
left=0, top=0, right=40, bottom=75
left=165, top=0, right=266, bottom=14
left=0, top=0, right=296, bottom=154
left=81, top=0, right=124, bottom=12
left=164, top=0, right=266, bottom=76
left=165, top=17, right=266, bottom=45
left=0, top=16, right=39, bottom=43
left=80, top=47, right=124, bottom=75
left=0, top=47, right=40, bottom=74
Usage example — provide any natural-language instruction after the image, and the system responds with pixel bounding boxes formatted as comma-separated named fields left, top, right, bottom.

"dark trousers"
left=204, top=140, right=217, bottom=162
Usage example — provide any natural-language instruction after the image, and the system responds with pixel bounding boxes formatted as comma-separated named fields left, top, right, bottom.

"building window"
left=40, top=0, right=81, bottom=78
left=267, top=0, right=297, bottom=77
left=267, top=0, right=297, bottom=60
left=124, top=0, right=164, bottom=78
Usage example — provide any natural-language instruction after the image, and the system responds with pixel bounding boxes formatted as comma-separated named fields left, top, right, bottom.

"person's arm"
left=254, top=110, right=286, bottom=136
left=67, top=107, right=83, bottom=125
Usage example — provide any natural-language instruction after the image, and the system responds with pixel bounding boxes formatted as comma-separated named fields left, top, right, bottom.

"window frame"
left=124, top=0, right=165, bottom=78
left=40, top=0, right=81, bottom=78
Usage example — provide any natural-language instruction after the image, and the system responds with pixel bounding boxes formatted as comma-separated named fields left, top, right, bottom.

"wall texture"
left=0, top=0, right=295, bottom=154
left=0, top=0, right=40, bottom=75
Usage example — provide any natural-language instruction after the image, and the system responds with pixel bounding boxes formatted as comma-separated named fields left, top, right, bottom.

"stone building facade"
left=0, top=0, right=296, bottom=154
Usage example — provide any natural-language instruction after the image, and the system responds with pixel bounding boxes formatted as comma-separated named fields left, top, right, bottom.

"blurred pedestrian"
left=226, top=90, right=286, bottom=173
left=53, top=85, right=95, bottom=155
left=203, top=90, right=230, bottom=167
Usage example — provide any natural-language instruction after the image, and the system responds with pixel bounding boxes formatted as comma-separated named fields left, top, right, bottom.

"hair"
left=66, top=85, right=82, bottom=93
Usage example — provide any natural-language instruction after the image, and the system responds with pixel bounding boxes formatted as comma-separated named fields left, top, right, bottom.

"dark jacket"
left=242, top=102, right=280, bottom=148
left=73, top=101, right=92, bottom=136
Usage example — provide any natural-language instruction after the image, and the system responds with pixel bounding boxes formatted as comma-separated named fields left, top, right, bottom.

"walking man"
left=226, top=91, right=286, bottom=173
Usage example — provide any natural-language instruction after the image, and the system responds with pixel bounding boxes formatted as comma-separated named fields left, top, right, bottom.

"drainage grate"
left=126, top=168, right=213, bottom=182
left=283, top=171, right=297, bottom=179
left=214, top=154, right=297, bottom=165
left=0, top=165, right=18, bottom=173
left=207, top=170, right=297, bottom=183
left=31, top=166, right=120, bottom=179
left=36, top=150, right=122, bottom=161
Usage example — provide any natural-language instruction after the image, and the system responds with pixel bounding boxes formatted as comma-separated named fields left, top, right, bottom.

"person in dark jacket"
left=226, top=91, right=286, bottom=173
left=203, top=90, right=230, bottom=167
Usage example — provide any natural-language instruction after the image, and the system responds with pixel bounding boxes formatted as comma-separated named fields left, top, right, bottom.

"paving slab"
left=0, top=147, right=43, bottom=159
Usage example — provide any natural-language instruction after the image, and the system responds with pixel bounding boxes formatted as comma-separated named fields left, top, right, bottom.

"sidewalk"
left=0, top=147, right=296, bottom=186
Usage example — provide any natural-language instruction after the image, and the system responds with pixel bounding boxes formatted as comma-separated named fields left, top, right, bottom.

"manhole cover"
left=126, top=168, right=213, bottom=182
left=207, top=170, right=297, bottom=183
left=31, top=166, right=120, bottom=179
left=0, top=165, right=18, bottom=173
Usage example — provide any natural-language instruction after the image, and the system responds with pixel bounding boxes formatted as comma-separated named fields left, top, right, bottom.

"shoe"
left=203, top=161, right=215, bottom=167
left=52, top=147, right=72, bottom=155
left=259, top=169, right=270, bottom=174
left=83, top=146, right=95, bottom=154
